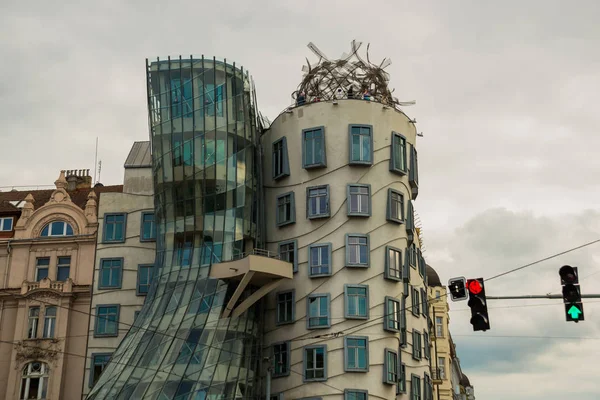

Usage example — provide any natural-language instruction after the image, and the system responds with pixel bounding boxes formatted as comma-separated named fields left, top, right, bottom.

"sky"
left=2, top=0, right=600, bottom=398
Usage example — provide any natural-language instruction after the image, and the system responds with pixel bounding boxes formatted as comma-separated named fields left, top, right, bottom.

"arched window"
left=40, top=221, right=73, bottom=237
left=20, top=362, right=48, bottom=400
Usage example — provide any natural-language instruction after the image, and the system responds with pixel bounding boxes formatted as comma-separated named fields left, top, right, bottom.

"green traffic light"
left=567, top=305, right=582, bottom=319
left=565, top=302, right=585, bottom=322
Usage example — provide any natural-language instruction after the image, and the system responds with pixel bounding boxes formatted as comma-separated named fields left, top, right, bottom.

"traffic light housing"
left=559, top=265, right=584, bottom=322
left=448, top=277, right=468, bottom=302
left=467, top=278, right=490, bottom=332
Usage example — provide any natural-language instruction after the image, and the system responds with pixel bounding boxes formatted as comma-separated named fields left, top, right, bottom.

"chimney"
left=64, top=169, right=93, bottom=191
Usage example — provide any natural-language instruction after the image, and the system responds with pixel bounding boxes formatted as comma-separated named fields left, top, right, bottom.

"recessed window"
left=345, top=284, right=369, bottom=319
left=345, top=390, right=368, bottom=400
left=273, top=341, right=290, bottom=378
left=272, top=137, right=290, bottom=180
left=57, top=256, right=70, bottom=281
left=43, top=307, right=56, bottom=338
left=411, top=374, right=422, bottom=400
left=308, top=243, right=332, bottom=277
left=141, top=212, right=156, bottom=241
left=347, top=184, right=371, bottom=217
left=384, top=348, right=398, bottom=385
left=384, top=297, right=401, bottom=332
left=385, top=246, right=402, bottom=281
left=302, top=127, right=326, bottom=169
left=276, top=192, right=295, bottom=227
left=345, top=234, right=369, bottom=267
left=412, top=331, right=422, bottom=360
left=20, top=362, right=49, bottom=400
left=99, top=258, right=123, bottom=289
left=344, top=336, right=368, bottom=372
left=95, top=305, right=119, bottom=337
left=0, top=217, right=13, bottom=231
left=279, top=240, right=298, bottom=273
left=421, top=289, right=428, bottom=317
left=390, top=132, right=407, bottom=174
left=28, top=307, right=40, bottom=339
left=307, top=294, right=330, bottom=329
left=137, top=264, right=154, bottom=295
left=398, top=363, right=407, bottom=394
left=307, top=185, right=330, bottom=219
left=387, top=189, right=404, bottom=223
left=435, top=316, right=444, bottom=338
left=90, top=353, right=112, bottom=387
left=424, top=374, right=432, bottom=400
left=412, top=287, right=420, bottom=316
left=303, top=345, right=327, bottom=381
left=276, top=290, right=295, bottom=325
left=103, top=214, right=126, bottom=242
left=35, top=257, right=50, bottom=281
left=41, top=221, right=73, bottom=237
left=409, top=244, right=417, bottom=268
left=349, top=125, right=373, bottom=165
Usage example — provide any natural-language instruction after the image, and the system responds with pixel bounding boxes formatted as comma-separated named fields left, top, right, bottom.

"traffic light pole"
left=486, top=294, right=600, bottom=300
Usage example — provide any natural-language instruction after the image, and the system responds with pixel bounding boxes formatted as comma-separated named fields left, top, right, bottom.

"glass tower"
left=87, top=57, right=263, bottom=400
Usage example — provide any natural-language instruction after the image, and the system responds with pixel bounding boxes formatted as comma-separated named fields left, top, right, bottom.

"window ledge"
left=346, top=264, right=369, bottom=268
left=303, top=163, right=327, bottom=170
left=308, top=214, right=330, bottom=220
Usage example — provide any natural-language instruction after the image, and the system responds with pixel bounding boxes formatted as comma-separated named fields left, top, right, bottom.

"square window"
left=345, top=285, right=369, bottom=319
left=104, top=213, right=126, bottom=243
left=412, top=331, right=422, bottom=360
left=35, top=257, right=50, bottom=281
left=345, top=390, right=368, bottom=400
left=307, top=294, right=330, bottom=329
left=385, top=246, right=402, bottom=281
left=302, top=127, right=327, bottom=169
left=272, top=137, right=290, bottom=180
left=390, top=132, right=408, bottom=174
left=276, top=192, right=295, bottom=227
left=345, top=234, right=369, bottom=267
left=141, top=212, right=156, bottom=241
left=307, top=185, right=330, bottom=219
left=273, top=341, right=291, bottom=378
left=411, top=374, right=422, bottom=400
left=57, top=256, right=71, bottom=281
left=412, top=288, right=420, bottom=316
left=308, top=243, right=332, bottom=277
left=344, top=336, right=368, bottom=372
left=384, top=297, right=401, bottom=332
left=95, top=305, right=119, bottom=337
left=303, top=345, right=327, bottom=381
left=384, top=348, right=398, bottom=385
left=276, top=290, right=295, bottom=325
left=0, top=217, right=13, bottom=231
left=386, top=189, right=404, bottom=223
left=278, top=240, right=298, bottom=273
left=99, top=258, right=123, bottom=289
left=90, top=353, right=112, bottom=387
left=347, top=184, right=371, bottom=217
left=349, top=125, right=373, bottom=165
left=137, top=264, right=154, bottom=295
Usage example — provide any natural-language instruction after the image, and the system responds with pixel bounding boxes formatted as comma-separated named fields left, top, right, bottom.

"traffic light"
left=467, top=278, right=490, bottom=332
left=559, top=265, right=584, bottom=322
left=448, top=277, right=468, bottom=302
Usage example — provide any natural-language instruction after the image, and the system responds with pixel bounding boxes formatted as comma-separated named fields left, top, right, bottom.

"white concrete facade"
left=262, top=100, right=431, bottom=400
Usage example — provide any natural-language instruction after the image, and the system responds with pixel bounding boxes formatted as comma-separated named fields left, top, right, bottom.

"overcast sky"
left=2, top=0, right=600, bottom=398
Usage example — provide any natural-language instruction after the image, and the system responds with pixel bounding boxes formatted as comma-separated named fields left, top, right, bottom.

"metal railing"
left=431, top=367, right=446, bottom=381
left=231, top=248, right=280, bottom=261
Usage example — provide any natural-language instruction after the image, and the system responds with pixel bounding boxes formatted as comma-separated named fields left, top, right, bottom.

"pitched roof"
left=124, top=141, right=152, bottom=168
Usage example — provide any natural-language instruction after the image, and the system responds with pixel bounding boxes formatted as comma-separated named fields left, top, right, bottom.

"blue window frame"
left=40, top=221, right=74, bottom=237
left=308, top=243, right=332, bottom=277
left=103, top=213, right=126, bottom=243
left=307, top=294, right=330, bottom=329
left=276, top=290, right=295, bottom=325
left=140, top=212, right=156, bottom=241
left=272, top=137, right=290, bottom=180
left=349, top=124, right=373, bottom=165
left=384, top=296, right=401, bottom=332
left=273, top=341, right=291, bottom=378
left=278, top=240, right=298, bottom=273
left=306, top=185, right=330, bottom=219
left=411, top=374, right=422, bottom=400
left=303, top=345, right=327, bottom=381
left=344, top=390, right=368, bottom=400
left=35, top=257, right=49, bottom=281
left=276, top=192, right=295, bottom=227
left=347, top=184, right=371, bottom=217
left=386, top=189, right=404, bottom=223
left=90, top=353, right=112, bottom=387
left=344, top=336, right=369, bottom=372
left=385, top=246, right=402, bottom=281
left=412, top=331, right=422, bottom=360
left=345, top=234, right=369, bottom=267
left=390, top=132, right=408, bottom=174
left=170, top=78, right=193, bottom=118
left=345, top=284, right=369, bottom=319
left=57, top=256, right=70, bottom=281
left=137, top=264, right=154, bottom=295
left=99, top=258, right=123, bottom=289
left=384, top=348, right=398, bottom=385
left=302, top=127, right=326, bottom=169
left=95, top=305, right=119, bottom=337
left=0, top=217, right=13, bottom=231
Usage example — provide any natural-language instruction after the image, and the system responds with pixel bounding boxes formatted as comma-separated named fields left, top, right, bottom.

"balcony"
left=431, top=367, right=445, bottom=384
left=21, top=278, right=72, bottom=295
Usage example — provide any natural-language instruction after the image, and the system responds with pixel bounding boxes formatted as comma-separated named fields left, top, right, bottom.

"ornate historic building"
left=0, top=171, right=121, bottom=400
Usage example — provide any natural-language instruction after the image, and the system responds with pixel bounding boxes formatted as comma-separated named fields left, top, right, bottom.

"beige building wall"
left=428, top=282, right=453, bottom=400
left=262, top=100, right=430, bottom=399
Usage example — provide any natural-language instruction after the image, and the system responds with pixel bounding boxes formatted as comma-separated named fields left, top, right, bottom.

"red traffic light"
left=559, top=265, right=578, bottom=284
left=467, top=279, right=483, bottom=295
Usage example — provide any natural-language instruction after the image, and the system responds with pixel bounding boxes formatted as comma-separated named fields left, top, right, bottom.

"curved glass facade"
left=87, top=57, right=263, bottom=400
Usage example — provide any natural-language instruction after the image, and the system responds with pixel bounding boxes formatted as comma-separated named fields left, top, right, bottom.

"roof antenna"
left=97, top=160, right=102, bottom=184
left=93, top=137, right=99, bottom=184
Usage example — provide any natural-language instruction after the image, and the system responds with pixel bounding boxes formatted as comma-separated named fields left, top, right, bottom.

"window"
left=0, top=217, right=13, bottom=231
left=42, top=307, right=56, bottom=338
left=345, top=390, right=367, bottom=400
left=383, top=348, right=398, bottom=385
left=272, top=342, right=290, bottom=378
left=270, top=394, right=283, bottom=400
left=90, top=353, right=112, bottom=387
left=40, top=221, right=74, bottom=237
left=345, top=234, right=369, bottom=267
left=390, top=132, right=407, bottom=174
left=103, top=214, right=126, bottom=242
left=421, top=289, right=428, bottom=317
left=276, top=192, right=295, bottom=227
left=411, top=375, right=422, bottom=400
left=170, top=78, right=193, bottom=118
left=385, top=246, right=402, bottom=281
left=347, top=184, right=371, bottom=216
left=276, top=290, right=295, bottom=325
left=400, top=297, right=407, bottom=347
left=141, top=212, right=156, bottom=241
left=308, top=243, right=332, bottom=277
left=20, top=362, right=48, bottom=400
left=412, top=331, right=422, bottom=360
left=435, top=316, right=444, bottom=337
left=423, top=331, right=430, bottom=359
left=438, top=357, right=446, bottom=379
left=435, top=290, right=441, bottom=299
left=95, top=305, right=119, bottom=337
left=345, top=285, right=369, bottom=319
left=307, top=294, right=330, bottom=329
left=28, top=307, right=40, bottom=339
left=384, top=297, right=401, bottom=332
left=424, top=374, right=432, bottom=400
left=307, top=185, right=330, bottom=219
left=272, top=137, right=290, bottom=180
left=409, top=144, right=419, bottom=189
left=303, top=345, right=327, bottom=381
left=56, top=256, right=70, bottom=281
left=137, top=264, right=154, bottom=295
left=387, top=189, right=404, bottom=223
left=349, top=125, right=373, bottom=165
left=409, top=244, right=417, bottom=268
left=35, top=258, right=49, bottom=281
left=398, top=363, right=407, bottom=393
left=344, top=336, right=368, bottom=372
left=412, top=288, right=420, bottom=316
left=302, top=127, right=326, bottom=169
left=99, top=258, right=123, bottom=289
left=174, top=233, right=193, bottom=267
left=278, top=240, right=298, bottom=273
left=406, top=201, right=414, bottom=239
